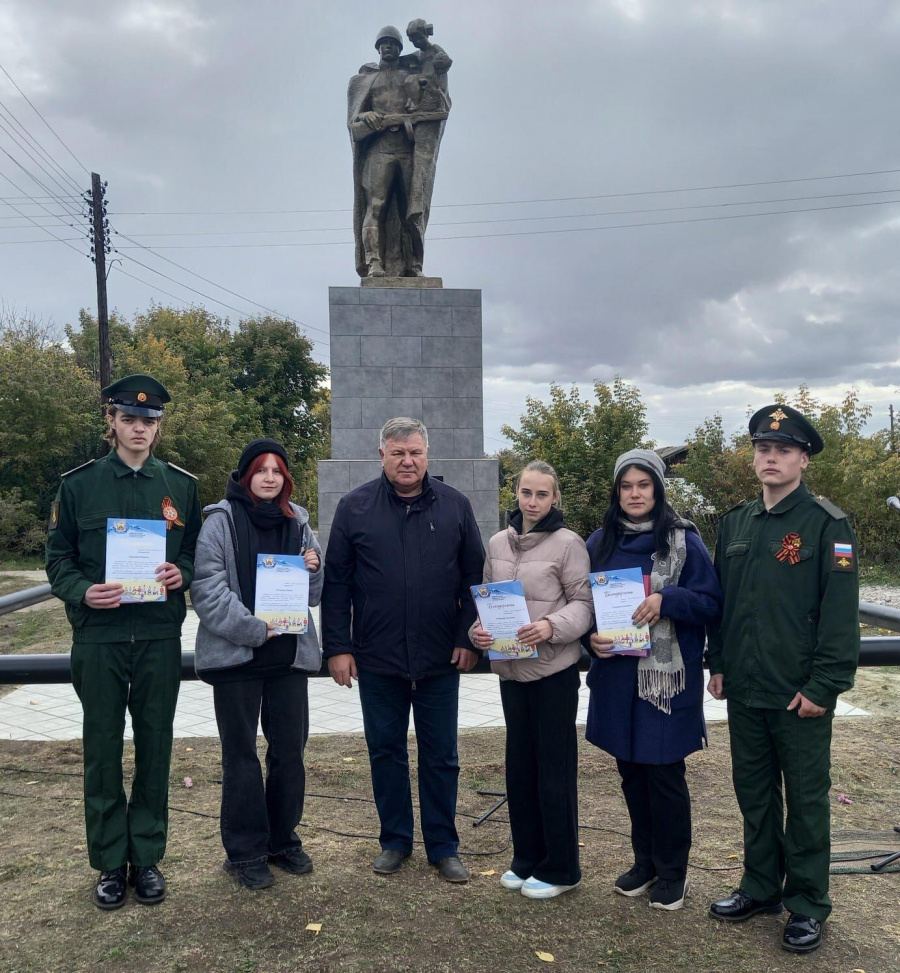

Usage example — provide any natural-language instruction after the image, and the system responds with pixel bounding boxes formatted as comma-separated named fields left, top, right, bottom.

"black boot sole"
left=708, top=903, right=783, bottom=922
left=91, top=889, right=127, bottom=911
left=781, top=937, right=822, bottom=954
left=134, top=890, right=167, bottom=905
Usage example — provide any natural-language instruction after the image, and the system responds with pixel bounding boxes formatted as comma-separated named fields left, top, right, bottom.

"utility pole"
left=891, top=403, right=896, bottom=452
left=88, top=173, right=111, bottom=389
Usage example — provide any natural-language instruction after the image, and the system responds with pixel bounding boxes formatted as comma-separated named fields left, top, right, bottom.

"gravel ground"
left=860, top=585, right=900, bottom=609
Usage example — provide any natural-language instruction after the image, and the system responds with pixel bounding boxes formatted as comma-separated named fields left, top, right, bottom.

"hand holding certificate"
left=255, top=554, right=309, bottom=634
left=470, top=580, right=536, bottom=660
left=106, top=519, right=168, bottom=603
left=590, top=567, right=651, bottom=657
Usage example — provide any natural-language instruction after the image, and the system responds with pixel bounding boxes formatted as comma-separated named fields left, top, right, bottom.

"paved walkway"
left=0, top=609, right=868, bottom=742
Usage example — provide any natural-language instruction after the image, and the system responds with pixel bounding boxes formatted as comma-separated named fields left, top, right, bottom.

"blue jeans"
left=357, top=669, right=460, bottom=862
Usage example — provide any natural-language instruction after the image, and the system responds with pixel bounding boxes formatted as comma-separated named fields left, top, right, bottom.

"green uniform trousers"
left=71, top=638, right=181, bottom=871
left=726, top=700, right=834, bottom=921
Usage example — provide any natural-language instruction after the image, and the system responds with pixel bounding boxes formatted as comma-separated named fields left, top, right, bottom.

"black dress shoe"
left=129, top=864, right=167, bottom=905
left=709, top=888, right=783, bottom=922
left=92, top=866, right=127, bottom=910
left=431, top=856, right=469, bottom=883
left=373, top=849, right=411, bottom=874
left=782, top=914, right=823, bottom=953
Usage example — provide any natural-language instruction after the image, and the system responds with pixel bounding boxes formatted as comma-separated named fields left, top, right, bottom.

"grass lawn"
left=0, top=720, right=898, bottom=972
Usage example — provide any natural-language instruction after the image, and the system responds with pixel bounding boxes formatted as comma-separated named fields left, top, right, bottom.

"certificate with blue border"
left=255, top=554, right=309, bottom=634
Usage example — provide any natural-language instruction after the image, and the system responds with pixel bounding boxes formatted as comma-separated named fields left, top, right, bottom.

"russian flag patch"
left=833, top=541, right=855, bottom=570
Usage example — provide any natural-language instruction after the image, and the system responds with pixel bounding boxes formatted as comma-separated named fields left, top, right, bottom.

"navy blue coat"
left=583, top=528, right=722, bottom=764
left=321, top=473, right=485, bottom=681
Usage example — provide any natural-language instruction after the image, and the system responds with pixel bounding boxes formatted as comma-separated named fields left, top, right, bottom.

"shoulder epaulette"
left=718, top=499, right=750, bottom=520
left=167, top=461, right=198, bottom=480
left=60, top=459, right=95, bottom=478
left=813, top=495, right=847, bottom=520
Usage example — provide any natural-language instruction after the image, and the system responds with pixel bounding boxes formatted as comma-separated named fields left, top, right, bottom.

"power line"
left=0, top=169, right=88, bottom=258
left=110, top=229, right=330, bottom=338
left=105, top=166, right=900, bottom=217
left=105, top=186, right=900, bottom=239
left=108, top=195, right=900, bottom=249
left=0, top=95, right=83, bottom=194
left=0, top=116, right=85, bottom=207
left=0, top=59, right=90, bottom=176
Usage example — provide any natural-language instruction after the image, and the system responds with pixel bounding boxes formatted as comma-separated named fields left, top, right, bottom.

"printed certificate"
left=590, top=567, right=651, bottom=656
left=255, top=554, right=309, bottom=634
left=470, top=580, right=536, bottom=660
left=105, top=518, right=167, bottom=603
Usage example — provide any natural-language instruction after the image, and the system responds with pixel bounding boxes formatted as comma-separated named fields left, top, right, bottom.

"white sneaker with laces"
left=520, top=877, right=581, bottom=899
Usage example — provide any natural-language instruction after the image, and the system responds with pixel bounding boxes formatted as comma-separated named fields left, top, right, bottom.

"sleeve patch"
left=48, top=501, right=60, bottom=530
left=833, top=541, right=855, bottom=570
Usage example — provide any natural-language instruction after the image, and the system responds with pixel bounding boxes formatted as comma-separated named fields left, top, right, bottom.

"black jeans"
left=616, top=757, right=691, bottom=882
left=357, top=669, right=460, bottom=862
left=500, top=663, right=581, bottom=887
left=212, top=672, right=309, bottom=865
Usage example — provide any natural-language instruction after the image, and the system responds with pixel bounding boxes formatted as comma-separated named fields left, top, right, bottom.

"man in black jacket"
left=322, top=417, right=485, bottom=883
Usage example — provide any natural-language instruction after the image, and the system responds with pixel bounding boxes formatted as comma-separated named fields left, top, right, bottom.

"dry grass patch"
left=0, top=720, right=897, bottom=972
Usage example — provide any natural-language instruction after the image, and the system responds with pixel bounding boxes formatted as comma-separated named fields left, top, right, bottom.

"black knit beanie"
left=237, top=438, right=289, bottom=480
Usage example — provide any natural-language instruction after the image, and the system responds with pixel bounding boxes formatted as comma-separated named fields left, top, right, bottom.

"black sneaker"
left=269, top=847, right=313, bottom=875
left=223, top=859, right=275, bottom=890
left=614, top=864, right=658, bottom=897
left=650, top=877, right=690, bottom=911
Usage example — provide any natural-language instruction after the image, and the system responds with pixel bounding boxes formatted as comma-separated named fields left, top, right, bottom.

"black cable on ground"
left=2, top=769, right=898, bottom=871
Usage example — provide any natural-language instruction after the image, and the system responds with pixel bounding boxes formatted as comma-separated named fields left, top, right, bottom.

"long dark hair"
left=594, top=464, right=680, bottom=564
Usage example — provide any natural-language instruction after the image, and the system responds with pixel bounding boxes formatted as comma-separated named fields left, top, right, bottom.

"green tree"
left=0, top=311, right=101, bottom=515
left=501, top=379, right=651, bottom=537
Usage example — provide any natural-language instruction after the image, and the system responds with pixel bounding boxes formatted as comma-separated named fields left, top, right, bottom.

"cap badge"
left=775, top=532, right=802, bottom=565
left=161, top=497, right=184, bottom=530
left=137, top=392, right=147, bottom=402
left=769, top=408, right=788, bottom=430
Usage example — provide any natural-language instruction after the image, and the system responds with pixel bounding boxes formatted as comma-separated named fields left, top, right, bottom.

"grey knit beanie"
left=613, top=448, right=666, bottom=485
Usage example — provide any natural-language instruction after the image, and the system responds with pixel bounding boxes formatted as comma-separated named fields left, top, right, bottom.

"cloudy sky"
left=1, top=0, right=899, bottom=451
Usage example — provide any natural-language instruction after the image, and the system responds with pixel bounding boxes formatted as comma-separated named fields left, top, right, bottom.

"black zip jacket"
left=321, top=472, right=486, bottom=680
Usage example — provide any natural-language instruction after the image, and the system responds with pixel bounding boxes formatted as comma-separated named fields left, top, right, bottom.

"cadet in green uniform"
left=45, top=375, right=201, bottom=910
left=705, top=405, right=859, bottom=954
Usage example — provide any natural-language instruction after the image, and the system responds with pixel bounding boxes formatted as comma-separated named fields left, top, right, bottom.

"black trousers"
left=212, top=672, right=309, bottom=865
left=500, top=664, right=581, bottom=886
left=615, top=757, right=691, bottom=882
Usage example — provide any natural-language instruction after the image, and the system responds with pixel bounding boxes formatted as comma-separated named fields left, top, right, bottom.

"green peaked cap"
left=101, top=374, right=170, bottom=418
left=749, top=403, right=824, bottom=455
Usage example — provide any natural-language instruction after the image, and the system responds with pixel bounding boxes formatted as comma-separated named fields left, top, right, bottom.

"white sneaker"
left=520, top=877, right=581, bottom=899
left=500, top=870, right=527, bottom=890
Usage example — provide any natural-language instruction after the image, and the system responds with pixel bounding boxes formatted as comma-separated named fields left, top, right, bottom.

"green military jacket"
left=46, top=451, right=202, bottom=644
left=706, top=482, right=859, bottom=710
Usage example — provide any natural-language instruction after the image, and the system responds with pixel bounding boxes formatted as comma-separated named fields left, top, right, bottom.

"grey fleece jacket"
left=192, top=499, right=323, bottom=677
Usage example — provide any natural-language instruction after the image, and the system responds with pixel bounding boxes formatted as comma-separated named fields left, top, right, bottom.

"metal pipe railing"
left=0, top=583, right=53, bottom=617
left=1, top=583, right=899, bottom=685
left=1, top=640, right=897, bottom=686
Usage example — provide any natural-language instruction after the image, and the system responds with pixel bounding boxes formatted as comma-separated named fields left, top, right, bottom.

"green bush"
left=0, top=488, right=46, bottom=556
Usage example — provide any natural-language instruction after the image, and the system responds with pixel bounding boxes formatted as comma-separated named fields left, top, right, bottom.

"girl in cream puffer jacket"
left=471, top=461, right=592, bottom=899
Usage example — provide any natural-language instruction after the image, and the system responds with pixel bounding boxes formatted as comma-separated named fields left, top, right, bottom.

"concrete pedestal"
left=318, top=285, right=500, bottom=550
